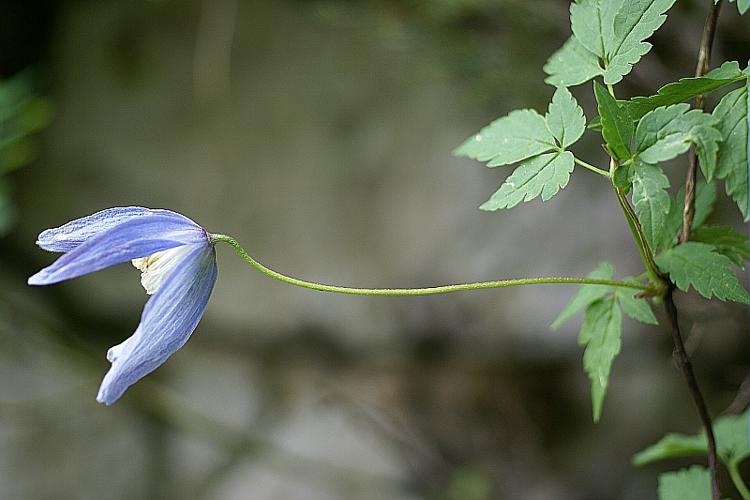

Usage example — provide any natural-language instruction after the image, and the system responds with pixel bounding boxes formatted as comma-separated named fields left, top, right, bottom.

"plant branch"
left=612, top=185, right=666, bottom=292
left=574, top=157, right=611, bottom=178
left=210, top=234, right=655, bottom=296
left=664, top=285, right=721, bottom=500
left=679, top=0, right=722, bottom=244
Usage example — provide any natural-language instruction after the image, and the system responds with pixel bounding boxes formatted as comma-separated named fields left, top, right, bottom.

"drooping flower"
left=28, top=207, right=218, bottom=405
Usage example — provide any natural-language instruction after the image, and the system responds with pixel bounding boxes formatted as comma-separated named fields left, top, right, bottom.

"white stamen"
left=132, top=245, right=192, bottom=295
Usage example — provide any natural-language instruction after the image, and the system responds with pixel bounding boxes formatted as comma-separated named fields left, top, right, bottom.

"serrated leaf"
left=579, top=296, right=622, bottom=422
left=692, top=225, right=750, bottom=267
left=658, top=181, right=716, bottom=251
left=459, top=87, right=586, bottom=210
left=480, top=152, right=574, bottom=210
left=657, top=467, right=712, bottom=500
left=546, top=86, right=586, bottom=148
left=625, top=61, right=746, bottom=120
left=633, top=433, right=708, bottom=466
left=603, top=0, right=678, bottom=85
left=655, top=242, right=750, bottom=303
left=544, top=37, right=604, bottom=87
left=634, top=411, right=750, bottom=467
left=631, top=161, right=671, bottom=251
left=551, top=261, right=614, bottom=330
left=594, top=81, right=633, bottom=160
left=570, top=0, right=620, bottom=59
left=636, top=103, right=722, bottom=179
left=558, top=0, right=676, bottom=86
left=617, top=286, right=658, bottom=325
left=454, top=109, right=554, bottom=167
left=713, top=86, right=749, bottom=220
left=455, top=87, right=585, bottom=167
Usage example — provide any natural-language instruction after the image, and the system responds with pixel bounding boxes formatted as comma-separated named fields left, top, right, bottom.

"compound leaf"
left=594, top=81, right=634, bottom=160
left=579, top=296, right=622, bottom=422
left=657, top=467, right=712, bottom=500
left=544, top=37, right=604, bottom=87
left=713, top=86, right=749, bottom=220
left=655, top=242, right=750, bottom=303
left=631, top=161, right=670, bottom=251
left=691, top=225, right=750, bottom=267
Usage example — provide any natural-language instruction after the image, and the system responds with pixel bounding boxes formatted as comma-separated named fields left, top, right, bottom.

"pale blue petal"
left=28, top=215, right=207, bottom=285
left=36, top=206, right=199, bottom=252
left=96, top=243, right=217, bottom=405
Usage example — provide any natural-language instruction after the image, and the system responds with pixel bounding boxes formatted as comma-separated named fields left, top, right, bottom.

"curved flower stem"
left=729, top=460, right=750, bottom=500
left=574, top=157, right=611, bottom=178
left=210, top=234, right=654, bottom=296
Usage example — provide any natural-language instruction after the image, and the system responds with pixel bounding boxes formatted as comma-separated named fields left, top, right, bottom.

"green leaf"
left=454, top=109, right=554, bottom=167
left=658, top=467, right=712, bottom=500
left=713, top=86, right=749, bottom=220
left=579, top=296, right=622, bottom=422
left=546, top=86, right=586, bottom=148
left=455, top=87, right=585, bottom=167
left=631, top=161, right=671, bottom=251
left=558, top=0, right=676, bottom=86
left=551, top=261, right=614, bottom=330
left=724, top=0, right=750, bottom=15
left=714, top=413, right=750, bottom=465
left=636, top=104, right=722, bottom=179
left=692, top=225, right=750, bottom=267
left=480, top=152, right=574, bottom=210
left=633, top=432, right=708, bottom=466
left=616, top=286, right=658, bottom=325
left=594, top=81, right=633, bottom=160
left=655, top=242, right=750, bottom=303
left=602, top=0, right=678, bottom=85
left=658, top=181, right=717, bottom=251
left=544, top=37, right=605, bottom=88
left=624, top=61, right=746, bottom=120
left=458, top=87, right=586, bottom=210
left=633, top=411, right=750, bottom=467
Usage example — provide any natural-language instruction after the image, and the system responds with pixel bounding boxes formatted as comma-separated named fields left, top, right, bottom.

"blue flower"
left=28, top=207, right=218, bottom=405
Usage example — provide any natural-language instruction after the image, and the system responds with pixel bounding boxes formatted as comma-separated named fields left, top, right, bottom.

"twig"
left=679, top=0, right=722, bottom=244
left=664, top=286, right=721, bottom=500
left=667, top=3, right=723, bottom=499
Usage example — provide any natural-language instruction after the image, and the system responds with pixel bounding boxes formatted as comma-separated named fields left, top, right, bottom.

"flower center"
left=132, top=245, right=192, bottom=295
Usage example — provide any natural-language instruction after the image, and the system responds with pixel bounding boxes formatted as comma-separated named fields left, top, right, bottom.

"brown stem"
left=664, top=286, right=721, bottom=500
left=679, top=0, right=722, bottom=244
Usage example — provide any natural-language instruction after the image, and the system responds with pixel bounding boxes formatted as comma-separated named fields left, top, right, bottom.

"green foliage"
left=616, top=285, right=658, bottom=325
left=455, top=87, right=585, bottom=210
left=713, top=86, right=749, bottom=220
left=658, top=466, right=712, bottom=500
left=655, top=242, right=750, bottom=303
left=635, top=104, right=722, bottom=180
left=631, top=161, right=670, bottom=251
left=578, top=295, right=621, bottom=422
left=546, top=0, right=677, bottom=86
left=659, top=181, right=717, bottom=251
left=634, top=411, right=750, bottom=467
left=719, top=0, right=750, bottom=15
left=551, top=262, right=614, bottom=330
left=594, top=81, right=633, bottom=160
left=691, top=225, right=750, bottom=267
left=625, top=61, right=746, bottom=120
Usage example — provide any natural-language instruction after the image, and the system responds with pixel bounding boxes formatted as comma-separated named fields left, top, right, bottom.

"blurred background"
left=1, top=0, right=749, bottom=498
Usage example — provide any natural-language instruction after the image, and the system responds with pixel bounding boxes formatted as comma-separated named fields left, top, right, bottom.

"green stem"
left=574, top=157, right=611, bottom=178
left=210, top=234, right=654, bottom=296
left=729, top=460, right=750, bottom=500
left=613, top=186, right=665, bottom=290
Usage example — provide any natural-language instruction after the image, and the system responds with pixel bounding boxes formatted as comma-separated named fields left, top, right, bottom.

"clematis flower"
left=28, top=207, right=218, bottom=405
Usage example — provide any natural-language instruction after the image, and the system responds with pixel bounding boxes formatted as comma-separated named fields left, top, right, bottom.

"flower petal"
left=96, top=243, right=218, bottom=404
left=35, top=206, right=199, bottom=252
left=28, top=214, right=207, bottom=285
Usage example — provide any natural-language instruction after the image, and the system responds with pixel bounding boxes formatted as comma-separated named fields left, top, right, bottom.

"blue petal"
left=28, top=214, right=207, bottom=285
left=36, top=206, right=200, bottom=252
left=96, top=243, right=218, bottom=405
